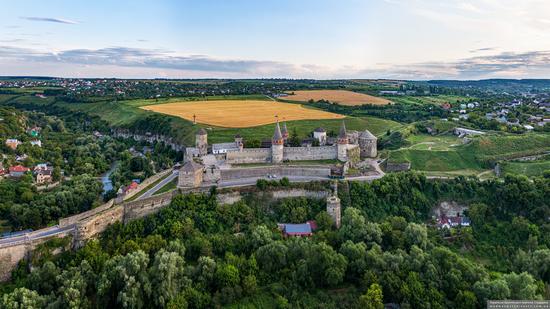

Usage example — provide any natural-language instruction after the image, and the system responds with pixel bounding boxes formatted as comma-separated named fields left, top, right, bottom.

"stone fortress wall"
left=283, top=145, right=337, bottom=161
left=0, top=181, right=336, bottom=281
left=226, top=148, right=271, bottom=164
left=225, top=145, right=338, bottom=164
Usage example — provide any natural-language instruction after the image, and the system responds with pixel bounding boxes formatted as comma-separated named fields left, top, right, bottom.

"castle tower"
left=272, top=120, right=284, bottom=164
left=313, top=127, right=327, bottom=145
left=326, top=181, right=341, bottom=228
left=337, top=120, right=349, bottom=161
left=281, top=120, right=289, bottom=141
left=359, top=129, right=377, bottom=159
left=196, top=128, right=208, bottom=156
left=235, top=134, right=244, bottom=151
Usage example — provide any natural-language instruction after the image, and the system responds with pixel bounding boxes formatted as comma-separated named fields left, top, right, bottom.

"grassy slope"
left=388, top=133, right=550, bottom=174
left=501, top=160, right=550, bottom=177
left=464, top=134, right=550, bottom=161
left=2, top=94, right=401, bottom=146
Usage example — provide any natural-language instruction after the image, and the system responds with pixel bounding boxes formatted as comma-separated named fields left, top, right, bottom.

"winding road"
left=135, top=170, right=179, bottom=200
left=0, top=165, right=385, bottom=247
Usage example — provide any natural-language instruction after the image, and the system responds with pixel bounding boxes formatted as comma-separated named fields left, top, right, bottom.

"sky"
left=1, top=0, right=550, bottom=80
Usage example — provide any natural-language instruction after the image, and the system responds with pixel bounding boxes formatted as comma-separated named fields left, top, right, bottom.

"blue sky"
left=2, top=0, right=550, bottom=79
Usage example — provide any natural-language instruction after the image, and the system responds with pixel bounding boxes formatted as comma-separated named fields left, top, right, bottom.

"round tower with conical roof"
left=337, top=120, right=348, bottom=161
left=196, top=128, right=208, bottom=156
left=281, top=120, right=289, bottom=141
left=359, top=129, right=377, bottom=158
left=272, top=120, right=284, bottom=163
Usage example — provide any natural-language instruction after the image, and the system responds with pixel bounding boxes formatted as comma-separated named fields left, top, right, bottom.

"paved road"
left=136, top=170, right=179, bottom=200
left=1, top=167, right=386, bottom=247
left=0, top=225, right=74, bottom=247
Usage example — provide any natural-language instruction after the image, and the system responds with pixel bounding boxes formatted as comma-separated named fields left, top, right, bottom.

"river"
left=101, top=162, right=118, bottom=195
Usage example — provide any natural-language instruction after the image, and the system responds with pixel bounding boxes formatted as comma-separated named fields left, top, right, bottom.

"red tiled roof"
left=124, top=181, right=139, bottom=193
left=9, top=165, right=30, bottom=172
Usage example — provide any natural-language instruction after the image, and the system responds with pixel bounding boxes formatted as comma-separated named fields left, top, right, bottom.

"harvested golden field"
left=140, top=100, right=344, bottom=128
left=283, top=90, right=391, bottom=106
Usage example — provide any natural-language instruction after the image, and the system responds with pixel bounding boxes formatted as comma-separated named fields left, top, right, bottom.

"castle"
left=179, top=120, right=377, bottom=188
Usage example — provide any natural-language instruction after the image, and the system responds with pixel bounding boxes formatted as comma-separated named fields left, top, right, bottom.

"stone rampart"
left=59, top=199, right=115, bottom=227
left=385, top=162, right=411, bottom=172
left=226, top=148, right=271, bottom=164
left=0, top=184, right=333, bottom=281
left=270, top=189, right=328, bottom=200
left=283, top=146, right=337, bottom=161
left=216, top=191, right=243, bottom=205
left=0, top=229, right=73, bottom=281
left=123, top=190, right=177, bottom=222
left=74, top=205, right=125, bottom=247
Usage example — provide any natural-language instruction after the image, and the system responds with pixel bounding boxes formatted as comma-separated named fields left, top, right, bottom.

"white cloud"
left=20, top=16, right=78, bottom=25
left=1, top=45, right=550, bottom=80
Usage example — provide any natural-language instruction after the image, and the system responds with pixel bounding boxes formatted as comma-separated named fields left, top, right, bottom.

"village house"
left=30, top=140, right=42, bottom=147
left=437, top=214, right=471, bottom=229
left=123, top=181, right=139, bottom=195
left=9, top=165, right=30, bottom=178
left=5, top=139, right=20, bottom=150
left=35, top=168, right=53, bottom=184
left=34, top=163, right=49, bottom=172
left=15, top=154, right=28, bottom=162
left=278, top=221, right=317, bottom=237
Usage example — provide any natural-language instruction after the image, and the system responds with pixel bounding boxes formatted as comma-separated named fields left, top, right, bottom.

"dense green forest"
left=2, top=173, right=549, bottom=308
left=0, top=107, right=181, bottom=232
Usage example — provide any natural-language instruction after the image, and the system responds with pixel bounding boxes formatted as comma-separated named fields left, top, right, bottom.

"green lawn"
left=153, top=178, right=177, bottom=195
left=465, top=133, right=550, bottom=162
left=388, top=132, right=550, bottom=176
left=501, top=160, right=550, bottom=177
left=405, top=134, right=462, bottom=151
left=389, top=149, right=482, bottom=171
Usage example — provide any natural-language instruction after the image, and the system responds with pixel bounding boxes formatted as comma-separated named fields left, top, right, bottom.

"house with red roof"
left=123, top=181, right=139, bottom=194
left=9, top=165, right=30, bottom=178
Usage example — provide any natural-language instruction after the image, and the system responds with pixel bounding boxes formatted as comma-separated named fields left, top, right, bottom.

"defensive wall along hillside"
left=0, top=226, right=74, bottom=281
left=58, top=168, right=172, bottom=228
left=1, top=183, right=332, bottom=281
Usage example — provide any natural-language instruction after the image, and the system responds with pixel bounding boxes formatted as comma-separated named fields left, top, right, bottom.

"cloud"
left=1, top=45, right=550, bottom=79
left=0, top=46, right=303, bottom=76
left=356, top=50, right=550, bottom=80
left=469, top=47, right=497, bottom=53
left=20, top=16, right=78, bottom=24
